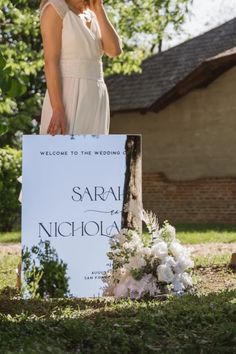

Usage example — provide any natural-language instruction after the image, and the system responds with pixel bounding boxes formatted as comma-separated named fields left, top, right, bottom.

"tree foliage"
left=0, top=0, right=43, bottom=146
left=0, top=146, right=21, bottom=231
left=104, top=0, right=192, bottom=75
left=0, top=0, right=192, bottom=146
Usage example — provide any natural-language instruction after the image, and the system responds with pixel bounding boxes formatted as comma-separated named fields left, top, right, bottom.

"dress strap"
left=40, top=0, right=69, bottom=20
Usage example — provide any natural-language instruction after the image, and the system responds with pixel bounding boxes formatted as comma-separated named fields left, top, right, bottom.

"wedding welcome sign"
left=21, top=134, right=142, bottom=298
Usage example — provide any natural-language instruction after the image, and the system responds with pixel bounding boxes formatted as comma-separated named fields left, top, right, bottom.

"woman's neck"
left=66, top=1, right=87, bottom=15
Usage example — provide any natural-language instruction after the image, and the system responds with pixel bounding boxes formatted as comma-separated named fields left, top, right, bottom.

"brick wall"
left=109, top=66, right=236, bottom=224
left=110, top=66, right=236, bottom=181
left=143, top=172, right=236, bottom=224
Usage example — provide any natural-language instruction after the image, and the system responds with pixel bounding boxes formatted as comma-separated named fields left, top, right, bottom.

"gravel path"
left=1, top=243, right=236, bottom=257
left=186, top=243, right=236, bottom=257
left=0, top=244, right=21, bottom=254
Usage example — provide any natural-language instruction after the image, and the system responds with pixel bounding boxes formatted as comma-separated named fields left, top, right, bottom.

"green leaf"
left=0, top=125, right=8, bottom=136
left=0, top=75, right=11, bottom=92
left=7, top=78, right=27, bottom=98
left=0, top=51, right=6, bottom=70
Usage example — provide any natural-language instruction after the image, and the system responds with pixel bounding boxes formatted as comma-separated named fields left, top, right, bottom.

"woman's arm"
left=89, top=1, right=122, bottom=58
left=40, top=5, right=67, bottom=135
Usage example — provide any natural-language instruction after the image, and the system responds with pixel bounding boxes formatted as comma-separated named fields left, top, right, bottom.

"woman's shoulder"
left=40, top=0, right=69, bottom=20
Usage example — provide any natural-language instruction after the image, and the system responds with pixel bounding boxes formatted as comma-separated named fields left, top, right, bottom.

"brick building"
left=106, top=18, right=236, bottom=224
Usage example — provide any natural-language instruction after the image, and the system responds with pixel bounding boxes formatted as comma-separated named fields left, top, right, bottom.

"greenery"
left=0, top=292, right=236, bottom=353
left=0, top=0, right=43, bottom=147
left=0, top=230, right=20, bottom=243
left=22, top=240, right=70, bottom=298
left=176, top=223, right=236, bottom=244
left=0, top=0, right=192, bottom=145
left=2, top=223, right=236, bottom=244
left=104, top=0, right=192, bottom=75
left=0, top=226, right=236, bottom=352
left=0, top=252, right=20, bottom=290
left=1, top=2, right=235, bottom=350
left=0, top=250, right=236, bottom=352
left=194, top=253, right=231, bottom=267
left=0, top=146, right=21, bottom=232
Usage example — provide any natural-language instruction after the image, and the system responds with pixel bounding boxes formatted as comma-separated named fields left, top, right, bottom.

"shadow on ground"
left=0, top=287, right=236, bottom=353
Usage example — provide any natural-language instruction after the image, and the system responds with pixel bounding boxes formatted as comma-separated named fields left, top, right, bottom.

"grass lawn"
left=1, top=224, right=236, bottom=245
left=175, top=223, right=236, bottom=244
left=0, top=245, right=236, bottom=352
left=0, top=231, right=21, bottom=244
left=1, top=290, right=236, bottom=353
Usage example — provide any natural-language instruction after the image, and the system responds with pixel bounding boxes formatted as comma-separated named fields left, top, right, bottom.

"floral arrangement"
left=104, top=209, right=194, bottom=299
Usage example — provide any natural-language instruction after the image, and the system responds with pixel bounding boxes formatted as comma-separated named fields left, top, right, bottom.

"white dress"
left=39, top=0, right=110, bottom=135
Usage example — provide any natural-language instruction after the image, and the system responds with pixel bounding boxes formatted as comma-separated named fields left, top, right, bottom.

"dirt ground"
left=1, top=242, right=236, bottom=295
left=0, top=244, right=21, bottom=254
left=186, top=242, right=236, bottom=257
left=194, top=263, right=236, bottom=293
left=1, top=242, right=236, bottom=257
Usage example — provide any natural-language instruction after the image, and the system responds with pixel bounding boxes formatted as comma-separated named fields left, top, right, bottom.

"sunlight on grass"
left=1, top=225, right=236, bottom=245
left=175, top=224, right=236, bottom=244
left=194, top=253, right=231, bottom=267
left=0, top=253, right=20, bottom=290
left=0, top=249, right=236, bottom=352
left=0, top=231, right=21, bottom=244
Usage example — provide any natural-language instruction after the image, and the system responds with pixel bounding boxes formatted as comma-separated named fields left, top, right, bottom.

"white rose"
left=180, top=272, right=193, bottom=288
left=163, top=256, right=176, bottom=268
left=169, top=241, right=187, bottom=259
left=142, top=247, right=152, bottom=257
left=172, top=278, right=184, bottom=293
left=172, top=272, right=193, bottom=293
left=175, top=255, right=194, bottom=273
left=157, top=264, right=174, bottom=283
left=151, top=241, right=168, bottom=260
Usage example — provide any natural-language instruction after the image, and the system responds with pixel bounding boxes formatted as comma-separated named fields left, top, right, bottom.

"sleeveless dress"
left=39, top=0, right=110, bottom=135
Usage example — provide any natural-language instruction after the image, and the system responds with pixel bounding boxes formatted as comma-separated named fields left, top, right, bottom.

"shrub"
left=0, top=146, right=22, bottom=232
left=22, top=240, right=70, bottom=298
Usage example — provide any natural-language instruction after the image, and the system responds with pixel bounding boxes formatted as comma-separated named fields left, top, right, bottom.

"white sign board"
left=21, top=135, right=141, bottom=298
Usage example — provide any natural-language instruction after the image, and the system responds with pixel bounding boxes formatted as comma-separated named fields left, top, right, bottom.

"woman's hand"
left=88, top=0, right=122, bottom=57
left=47, top=108, right=68, bottom=135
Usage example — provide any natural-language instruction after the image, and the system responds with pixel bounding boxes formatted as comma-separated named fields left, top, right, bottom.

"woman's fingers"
left=47, top=120, right=58, bottom=135
left=47, top=121, right=53, bottom=134
left=47, top=112, right=67, bottom=135
left=47, top=124, right=57, bottom=135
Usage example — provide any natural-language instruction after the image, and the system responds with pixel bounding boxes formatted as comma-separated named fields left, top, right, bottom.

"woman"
left=39, top=0, right=122, bottom=135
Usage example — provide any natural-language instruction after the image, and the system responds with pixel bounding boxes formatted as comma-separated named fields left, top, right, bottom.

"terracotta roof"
left=105, top=18, right=236, bottom=114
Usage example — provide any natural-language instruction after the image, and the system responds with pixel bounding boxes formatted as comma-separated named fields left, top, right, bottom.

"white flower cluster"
left=105, top=211, right=194, bottom=299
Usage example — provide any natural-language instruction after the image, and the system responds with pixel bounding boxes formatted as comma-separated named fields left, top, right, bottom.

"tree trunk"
left=121, top=135, right=142, bottom=232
